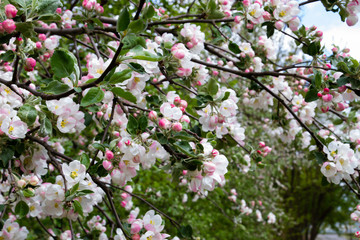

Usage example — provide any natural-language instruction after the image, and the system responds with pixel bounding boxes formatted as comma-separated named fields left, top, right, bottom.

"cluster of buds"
left=0, top=5, right=18, bottom=34
left=228, top=188, right=238, bottom=203
left=257, top=141, right=272, bottom=157
left=82, top=0, right=104, bottom=13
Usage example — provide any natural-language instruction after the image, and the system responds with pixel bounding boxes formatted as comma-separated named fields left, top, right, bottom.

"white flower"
left=62, top=160, right=86, bottom=187
left=1, top=116, right=27, bottom=139
left=320, top=162, right=337, bottom=178
left=143, top=210, right=164, bottom=233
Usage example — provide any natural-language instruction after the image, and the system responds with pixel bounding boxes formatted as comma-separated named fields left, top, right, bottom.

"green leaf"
left=111, top=87, right=137, bottom=103
left=109, top=69, right=132, bottom=84
left=15, top=201, right=29, bottom=218
left=93, top=143, right=106, bottom=152
left=207, top=78, right=219, bottom=96
left=117, top=8, right=130, bottom=32
left=222, top=91, right=230, bottom=101
left=0, top=51, right=15, bottom=62
left=36, top=0, right=62, bottom=15
left=80, top=153, right=90, bottom=169
left=70, top=182, right=80, bottom=196
left=304, top=88, right=318, bottom=102
left=39, top=117, right=52, bottom=137
left=76, top=189, right=94, bottom=197
left=178, top=225, right=193, bottom=238
left=174, top=141, right=195, bottom=157
left=42, top=80, right=71, bottom=94
left=130, top=51, right=163, bottom=61
left=336, top=76, right=349, bottom=87
left=208, top=10, right=225, bottom=19
left=127, top=62, right=146, bottom=74
left=128, top=19, right=147, bottom=34
left=138, top=116, right=148, bottom=131
left=228, top=42, right=241, bottom=54
left=81, top=87, right=104, bottom=107
left=127, top=115, right=138, bottom=135
left=314, top=71, right=322, bottom=89
left=73, top=200, right=83, bottom=217
left=307, top=41, right=321, bottom=56
left=0, top=148, right=14, bottom=167
left=143, top=5, right=155, bottom=19
left=18, top=104, right=37, bottom=126
left=122, top=33, right=146, bottom=50
left=23, top=189, right=35, bottom=198
left=16, top=22, right=35, bottom=38
left=50, top=49, right=75, bottom=78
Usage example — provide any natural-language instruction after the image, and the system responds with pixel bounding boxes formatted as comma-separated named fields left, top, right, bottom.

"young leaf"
left=42, top=81, right=71, bottom=94
left=18, top=104, right=37, bottom=126
left=80, top=153, right=90, bottom=169
left=117, top=8, right=130, bottom=32
left=127, top=115, right=138, bottom=135
left=111, top=87, right=137, bottom=103
left=81, top=87, right=105, bottom=107
left=15, top=201, right=29, bottom=218
left=109, top=69, right=132, bottom=84
left=50, top=49, right=75, bottom=78
left=73, top=200, right=83, bottom=217
left=207, top=78, right=219, bottom=96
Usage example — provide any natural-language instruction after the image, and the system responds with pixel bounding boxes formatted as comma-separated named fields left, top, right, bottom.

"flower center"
left=96, top=68, right=104, bottom=74
left=8, top=126, right=14, bottom=134
left=325, top=165, right=331, bottom=171
left=279, top=10, right=287, bottom=17
left=61, top=119, right=68, bottom=128
left=70, top=169, right=79, bottom=179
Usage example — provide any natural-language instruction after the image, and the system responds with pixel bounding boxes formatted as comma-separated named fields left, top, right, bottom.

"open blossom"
left=62, top=160, right=86, bottom=187
left=1, top=116, right=27, bottom=139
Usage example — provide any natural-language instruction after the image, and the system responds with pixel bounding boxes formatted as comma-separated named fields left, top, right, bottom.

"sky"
left=300, top=2, right=360, bottom=59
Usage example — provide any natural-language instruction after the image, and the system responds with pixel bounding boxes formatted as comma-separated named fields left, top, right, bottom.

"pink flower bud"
left=315, top=30, right=323, bottom=37
left=102, top=160, right=113, bottom=171
left=323, top=88, right=329, bottom=93
left=275, top=21, right=284, bottom=30
left=121, top=201, right=127, bottom=207
left=234, top=16, right=242, bottom=24
left=322, top=94, right=333, bottom=102
left=121, top=193, right=128, bottom=199
left=317, top=92, right=322, bottom=98
left=148, top=111, right=157, bottom=121
left=186, top=41, right=194, bottom=49
left=243, top=0, right=250, bottom=6
left=5, top=4, right=18, bottom=19
left=56, top=8, right=62, bottom=14
left=35, top=41, right=42, bottom=49
left=105, top=150, right=114, bottom=160
left=2, top=19, right=16, bottom=33
left=182, top=170, right=188, bottom=175
left=335, top=102, right=347, bottom=111
left=211, top=149, right=219, bottom=157
left=17, top=179, right=26, bottom=188
left=29, top=176, right=39, bottom=186
left=343, top=48, right=350, bottom=53
left=172, top=122, right=182, bottom=132
left=24, top=58, right=36, bottom=72
left=346, top=15, right=358, bottom=26
left=132, top=234, right=140, bottom=240
left=258, top=141, right=266, bottom=148
left=159, top=118, right=170, bottom=129
left=180, top=115, right=190, bottom=123
left=262, top=11, right=271, bottom=21
left=131, top=221, right=142, bottom=234
left=321, top=106, right=329, bottom=113
left=180, top=100, right=188, bottom=109
left=39, top=34, right=47, bottom=41
left=355, top=231, right=360, bottom=238
left=174, top=96, right=181, bottom=104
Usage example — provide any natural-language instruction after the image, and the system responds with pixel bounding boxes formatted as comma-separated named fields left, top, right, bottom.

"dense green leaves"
left=0, top=148, right=14, bottom=167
